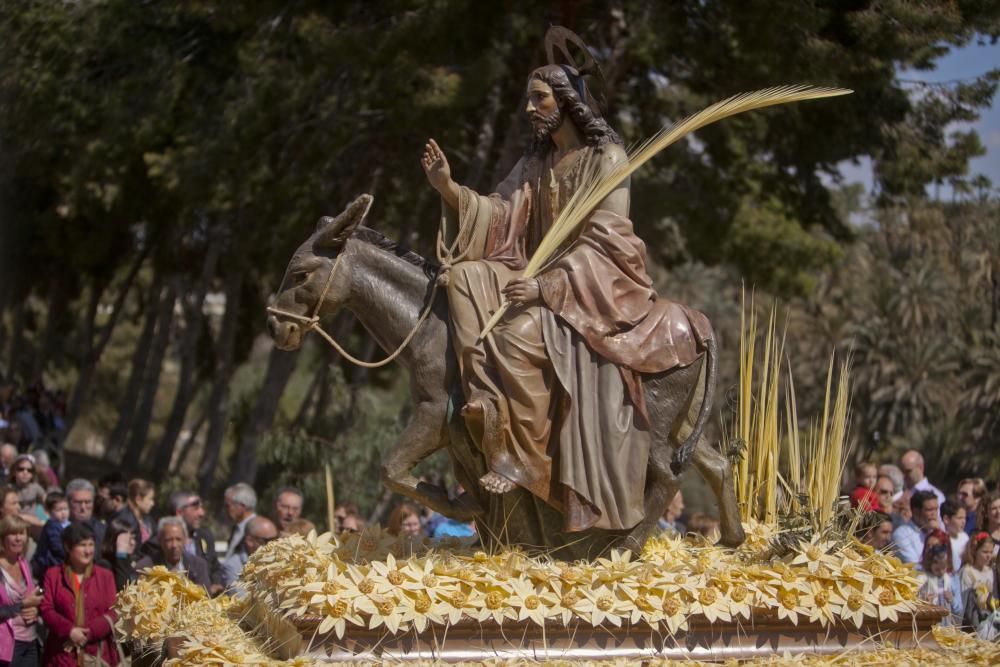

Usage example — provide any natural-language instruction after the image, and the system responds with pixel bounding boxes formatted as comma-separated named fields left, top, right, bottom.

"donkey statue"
left=267, top=195, right=745, bottom=558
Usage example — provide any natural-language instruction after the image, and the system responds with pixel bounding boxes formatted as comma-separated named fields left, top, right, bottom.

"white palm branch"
left=478, top=84, right=852, bottom=340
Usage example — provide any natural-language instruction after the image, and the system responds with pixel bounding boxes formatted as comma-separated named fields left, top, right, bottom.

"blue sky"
left=839, top=39, right=1000, bottom=193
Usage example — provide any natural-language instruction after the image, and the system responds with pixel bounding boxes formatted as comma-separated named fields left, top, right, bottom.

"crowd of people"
left=3, top=378, right=999, bottom=661
left=847, top=449, right=1000, bottom=634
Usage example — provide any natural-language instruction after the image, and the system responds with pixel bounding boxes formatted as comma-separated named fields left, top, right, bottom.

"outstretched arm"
left=421, top=139, right=461, bottom=211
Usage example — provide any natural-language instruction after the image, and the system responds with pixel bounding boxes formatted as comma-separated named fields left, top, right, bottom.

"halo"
left=543, top=25, right=606, bottom=113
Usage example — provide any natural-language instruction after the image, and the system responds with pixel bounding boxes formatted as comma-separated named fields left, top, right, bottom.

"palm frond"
left=479, top=84, right=852, bottom=339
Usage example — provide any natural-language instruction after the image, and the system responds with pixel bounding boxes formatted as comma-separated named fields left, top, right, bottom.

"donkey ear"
left=314, top=194, right=374, bottom=250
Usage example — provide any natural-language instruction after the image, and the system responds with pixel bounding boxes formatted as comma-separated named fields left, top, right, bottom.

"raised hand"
left=421, top=139, right=452, bottom=192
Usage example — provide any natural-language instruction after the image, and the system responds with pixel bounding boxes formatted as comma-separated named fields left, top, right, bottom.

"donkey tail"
left=670, top=333, right=717, bottom=475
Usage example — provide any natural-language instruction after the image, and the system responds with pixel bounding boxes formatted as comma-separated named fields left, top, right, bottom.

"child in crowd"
left=918, top=541, right=963, bottom=625
left=959, top=532, right=996, bottom=629
left=850, top=461, right=879, bottom=511
left=29, top=492, right=70, bottom=579
left=941, top=499, right=969, bottom=573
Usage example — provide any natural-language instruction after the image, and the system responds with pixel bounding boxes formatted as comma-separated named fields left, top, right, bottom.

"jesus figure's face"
left=526, top=78, right=562, bottom=141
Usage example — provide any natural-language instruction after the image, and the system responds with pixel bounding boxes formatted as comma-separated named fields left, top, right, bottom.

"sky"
left=838, top=39, right=1000, bottom=194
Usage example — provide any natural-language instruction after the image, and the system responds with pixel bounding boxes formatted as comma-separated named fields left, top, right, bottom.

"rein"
left=266, top=229, right=460, bottom=369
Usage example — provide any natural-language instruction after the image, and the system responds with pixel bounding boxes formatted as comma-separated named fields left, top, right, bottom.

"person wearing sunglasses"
left=221, top=516, right=277, bottom=593
left=9, top=455, right=46, bottom=527
left=164, top=491, right=225, bottom=595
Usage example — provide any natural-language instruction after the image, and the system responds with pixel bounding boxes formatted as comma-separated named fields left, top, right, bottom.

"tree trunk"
left=227, top=344, right=299, bottom=486
left=150, top=245, right=220, bottom=478
left=64, top=251, right=145, bottom=435
left=104, top=278, right=161, bottom=463
left=293, top=343, right=329, bottom=427
left=30, top=280, right=69, bottom=380
left=121, top=281, right=177, bottom=472
left=63, top=284, right=102, bottom=430
left=197, top=271, right=244, bottom=497
left=171, top=407, right=207, bottom=476
left=6, top=298, right=26, bottom=382
left=0, top=282, right=9, bottom=364
left=464, top=80, right=503, bottom=192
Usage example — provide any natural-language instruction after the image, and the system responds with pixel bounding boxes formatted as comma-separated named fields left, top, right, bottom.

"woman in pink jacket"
left=39, top=522, right=118, bottom=666
left=0, top=515, right=41, bottom=666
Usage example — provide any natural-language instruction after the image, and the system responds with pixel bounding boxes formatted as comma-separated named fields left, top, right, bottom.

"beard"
left=530, top=106, right=563, bottom=147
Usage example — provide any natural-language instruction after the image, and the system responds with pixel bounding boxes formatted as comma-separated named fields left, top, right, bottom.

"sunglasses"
left=15, top=467, right=33, bottom=473
left=181, top=499, right=203, bottom=509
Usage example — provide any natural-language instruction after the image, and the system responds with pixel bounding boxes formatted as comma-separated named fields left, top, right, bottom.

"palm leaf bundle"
left=478, top=84, right=852, bottom=340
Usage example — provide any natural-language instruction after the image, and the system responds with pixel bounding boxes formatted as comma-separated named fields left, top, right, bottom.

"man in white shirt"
left=223, top=482, right=257, bottom=559
left=900, top=450, right=945, bottom=503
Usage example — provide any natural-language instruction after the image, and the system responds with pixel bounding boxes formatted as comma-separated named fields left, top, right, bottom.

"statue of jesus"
left=421, top=64, right=710, bottom=533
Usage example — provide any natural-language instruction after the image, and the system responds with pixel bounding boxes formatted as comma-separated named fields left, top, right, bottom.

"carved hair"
left=527, top=64, right=621, bottom=157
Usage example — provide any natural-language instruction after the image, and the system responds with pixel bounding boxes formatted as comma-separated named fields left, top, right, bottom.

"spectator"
left=223, top=483, right=257, bottom=559
left=941, top=500, right=969, bottom=573
left=100, top=483, right=128, bottom=522
left=899, top=449, right=945, bottom=506
left=890, top=490, right=913, bottom=529
left=959, top=532, right=995, bottom=630
left=873, top=474, right=895, bottom=513
left=281, top=518, right=316, bottom=538
left=271, top=487, right=304, bottom=534
left=31, top=493, right=70, bottom=578
left=0, top=488, right=19, bottom=521
left=975, top=492, right=1000, bottom=555
left=29, top=449, right=58, bottom=491
left=431, top=486, right=476, bottom=539
left=99, top=518, right=138, bottom=592
left=917, top=541, right=962, bottom=624
left=657, top=490, right=686, bottom=535
left=687, top=513, right=721, bottom=543
left=340, top=513, right=363, bottom=533
left=0, top=448, right=15, bottom=481
left=334, top=503, right=361, bottom=534
left=166, top=491, right=223, bottom=595
left=878, top=463, right=905, bottom=501
left=859, top=511, right=894, bottom=551
left=65, top=479, right=106, bottom=554
left=893, top=490, right=938, bottom=566
left=113, top=479, right=155, bottom=545
left=0, top=516, right=42, bottom=666
left=387, top=503, right=424, bottom=538
left=221, top=516, right=277, bottom=589
left=9, top=455, right=46, bottom=522
left=135, top=518, right=210, bottom=591
left=39, top=522, right=120, bottom=666
left=849, top=461, right=878, bottom=509
left=958, top=478, right=987, bottom=534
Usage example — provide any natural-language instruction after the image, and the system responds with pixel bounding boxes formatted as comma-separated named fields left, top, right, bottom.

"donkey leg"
left=691, top=440, right=745, bottom=548
left=624, top=465, right=679, bottom=554
left=380, top=399, right=482, bottom=520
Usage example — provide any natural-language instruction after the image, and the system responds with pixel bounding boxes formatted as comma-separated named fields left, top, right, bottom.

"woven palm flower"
left=397, top=590, right=448, bottom=633
left=873, top=584, right=914, bottom=623
left=468, top=583, right=518, bottom=625
left=789, top=535, right=841, bottom=574
left=507, top=576, right=558, bottom=627
left=839, top=583, right=878, bottom=629
left=772, top=584, right=808, bottom=625
left=355, top=592, right=405, bottom=633
left=317, top=596, right=364, bottom=638
left=547, top=579, right=586, bottom=626
left=593, top=549, right=640, bottom=584
left=576, top=584, right=631, bottom=628
left=688, top=583, right=733, bottom=624
left=801, top=581, right=845, bottom=627
left=656, top=592, right=690, bottom=635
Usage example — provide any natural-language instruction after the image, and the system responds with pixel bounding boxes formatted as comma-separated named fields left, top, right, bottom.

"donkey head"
left=267, top=194, right=373, bottom=350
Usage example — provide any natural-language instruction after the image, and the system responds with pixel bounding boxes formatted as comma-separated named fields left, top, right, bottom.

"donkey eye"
left=292, top=272, right=309, bottom=286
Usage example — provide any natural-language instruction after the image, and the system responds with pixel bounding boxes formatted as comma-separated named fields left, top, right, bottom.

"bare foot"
left=479, top=471, right=515, bottom=494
